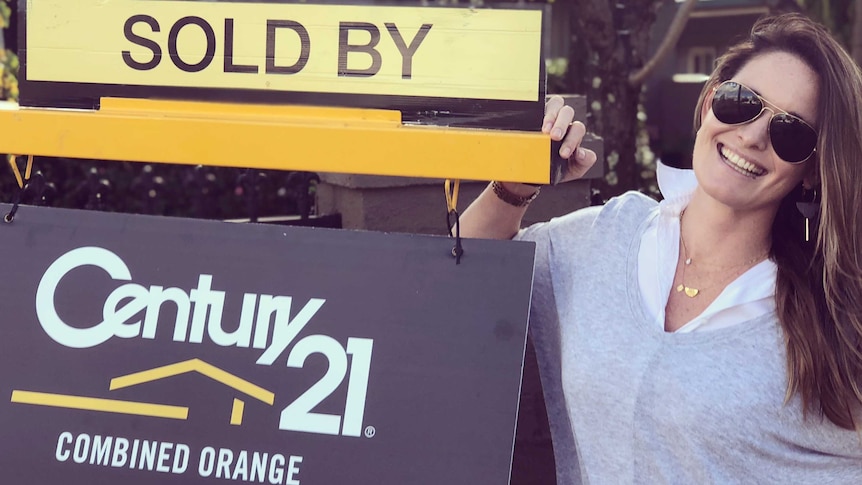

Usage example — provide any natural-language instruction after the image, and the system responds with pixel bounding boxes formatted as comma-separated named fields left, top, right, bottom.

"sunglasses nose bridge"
left=734, top=106, right=773, bottom=150
left=758, top=107, right=778, bottom=137
left=743, top=103, right=774, bottom=127
left=735, top=94, right=772, bottom=126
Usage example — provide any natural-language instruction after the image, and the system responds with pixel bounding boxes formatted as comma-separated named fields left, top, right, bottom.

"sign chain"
left=444, top=179, right=464, bottom=264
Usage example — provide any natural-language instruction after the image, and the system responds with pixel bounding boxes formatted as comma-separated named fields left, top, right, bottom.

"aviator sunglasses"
left=711, top=81, right=818, bottom=163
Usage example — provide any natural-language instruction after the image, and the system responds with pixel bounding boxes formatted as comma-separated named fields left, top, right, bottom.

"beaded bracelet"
left=491, top=181, right=541, bottom=207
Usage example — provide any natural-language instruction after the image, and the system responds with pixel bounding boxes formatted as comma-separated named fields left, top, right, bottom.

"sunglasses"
left=711, top=81, right=818, bottom=164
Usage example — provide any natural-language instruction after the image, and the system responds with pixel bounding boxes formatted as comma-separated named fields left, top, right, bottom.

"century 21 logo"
left=34, top=247, right=373, bottom=438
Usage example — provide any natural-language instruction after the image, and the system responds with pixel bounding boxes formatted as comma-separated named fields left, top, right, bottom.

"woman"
left=461, top=14, right=862, bottom=483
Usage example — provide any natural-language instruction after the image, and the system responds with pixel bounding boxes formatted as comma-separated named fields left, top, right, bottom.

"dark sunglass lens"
left=770, top=115, right=817, bottom=163
left=713, top=82, right=762, bottom=124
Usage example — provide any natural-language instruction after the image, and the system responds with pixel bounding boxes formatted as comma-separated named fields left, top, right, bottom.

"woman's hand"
left=542, top=95, right=598, bottom=183
left=458, top=96, right=600, bottom=240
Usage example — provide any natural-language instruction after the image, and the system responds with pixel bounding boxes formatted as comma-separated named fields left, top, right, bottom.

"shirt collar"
left=657, top=162, right=697, bottom=199
left=656, top=162, right=696, bottom=217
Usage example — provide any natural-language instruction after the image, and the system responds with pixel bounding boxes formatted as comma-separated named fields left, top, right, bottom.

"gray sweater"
left=517, top=192, right=862, bottom=484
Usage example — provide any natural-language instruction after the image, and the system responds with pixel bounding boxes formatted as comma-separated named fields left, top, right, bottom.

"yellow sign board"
left=25, top=0, right=543, bottom=102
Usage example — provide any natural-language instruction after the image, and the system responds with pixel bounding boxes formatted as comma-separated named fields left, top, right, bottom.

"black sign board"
left=0, top=205, right=535, bottom=484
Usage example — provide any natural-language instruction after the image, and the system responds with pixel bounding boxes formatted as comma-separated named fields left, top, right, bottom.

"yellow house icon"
left=110, top=358, right=275, bottom=425
left=11, top=358, right=274, bottom=425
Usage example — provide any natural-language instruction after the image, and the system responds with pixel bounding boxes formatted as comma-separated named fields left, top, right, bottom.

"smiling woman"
left=692, top=18, right=862, bottom=430
left=459, top=12, right=862, bottom=484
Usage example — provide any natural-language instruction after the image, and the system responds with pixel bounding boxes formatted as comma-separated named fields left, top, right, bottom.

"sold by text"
left=55, top=431, right=302, bottom=484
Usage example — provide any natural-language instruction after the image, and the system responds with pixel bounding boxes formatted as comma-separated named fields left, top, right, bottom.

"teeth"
left=720, top=146, right=765, bottom=177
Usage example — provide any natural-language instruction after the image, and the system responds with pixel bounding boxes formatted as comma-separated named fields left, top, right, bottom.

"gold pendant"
left=676, top=285, right=699, bottom=297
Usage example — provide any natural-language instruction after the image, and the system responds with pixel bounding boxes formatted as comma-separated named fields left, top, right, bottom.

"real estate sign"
left=0, top=204, right=535, bottom=484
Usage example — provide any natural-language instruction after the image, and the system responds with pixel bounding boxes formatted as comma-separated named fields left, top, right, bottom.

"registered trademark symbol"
left=364, top=426, right=376, bottom=438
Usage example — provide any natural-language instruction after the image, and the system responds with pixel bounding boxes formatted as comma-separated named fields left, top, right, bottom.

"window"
left=687, top=47, right=716, bottom=74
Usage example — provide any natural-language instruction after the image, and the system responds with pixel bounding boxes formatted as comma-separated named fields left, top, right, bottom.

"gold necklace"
left=677, top=211, right=770, bottom=298
left=677, top=212, right=700, bottom=296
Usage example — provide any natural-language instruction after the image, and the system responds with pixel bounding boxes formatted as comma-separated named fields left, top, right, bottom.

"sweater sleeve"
left=515, top=196, right=651, bottom=485
left=516, top=220, right=582, bottom=484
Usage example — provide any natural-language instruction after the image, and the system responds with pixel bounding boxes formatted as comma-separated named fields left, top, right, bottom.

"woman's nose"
left=735, top=109, right=772, bottom=151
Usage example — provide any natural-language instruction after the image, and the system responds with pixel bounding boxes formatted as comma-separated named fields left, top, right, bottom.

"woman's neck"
left=681, top=189, right=775, bottom=265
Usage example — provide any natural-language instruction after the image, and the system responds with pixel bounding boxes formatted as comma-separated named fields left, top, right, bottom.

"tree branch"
left=628, top=0, right=699, bottom=87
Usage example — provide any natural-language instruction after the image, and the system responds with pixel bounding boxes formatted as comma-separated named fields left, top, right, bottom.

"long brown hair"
left=694, top=14, right=862, bottom=429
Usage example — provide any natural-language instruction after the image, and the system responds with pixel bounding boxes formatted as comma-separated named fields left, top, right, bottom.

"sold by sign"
left=0, top=205, right=535, bottom=484
left=21, top=0, right=544, bottom=115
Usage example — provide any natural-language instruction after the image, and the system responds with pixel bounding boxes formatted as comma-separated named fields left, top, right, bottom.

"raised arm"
left=458, top=96, right=598, bottom=239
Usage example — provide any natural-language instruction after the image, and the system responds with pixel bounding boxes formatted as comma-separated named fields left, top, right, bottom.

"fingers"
left=559, top=121, right=597, bottom=182
left=563, top=144, right=598, bottom=183
left=542, top=95, right=574, bottom=138
left=544, top=95, right=597, bottom=181
left=542, top=96, right=563, bottom=133
left=560, top=121, right=585, bottom=159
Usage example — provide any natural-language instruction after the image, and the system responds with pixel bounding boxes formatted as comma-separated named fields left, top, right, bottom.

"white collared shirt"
left=638, top=163, right=777, bottom=332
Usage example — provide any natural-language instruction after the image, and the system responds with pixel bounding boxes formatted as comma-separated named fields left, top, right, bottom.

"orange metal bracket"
left=0, top=99, right=553, bottom=184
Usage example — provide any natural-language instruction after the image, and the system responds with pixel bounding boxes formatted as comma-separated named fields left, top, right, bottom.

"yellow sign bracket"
left=7, top=154, right=34, bottom=189
left=3, top=154, right=36, bottom=223
left=0, top=99, right=554, bottom=184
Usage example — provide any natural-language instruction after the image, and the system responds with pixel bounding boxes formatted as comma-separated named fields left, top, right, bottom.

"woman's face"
left=692, top=50, right=818, bottom=215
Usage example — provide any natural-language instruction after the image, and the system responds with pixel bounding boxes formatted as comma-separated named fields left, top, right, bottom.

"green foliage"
left=0, top=157, right=320, bottom=221
left=546, top=57, right=569, bottom=93
left=0, top=49, right=19, bottom=101
left=0, top=0, right=17, bottom=101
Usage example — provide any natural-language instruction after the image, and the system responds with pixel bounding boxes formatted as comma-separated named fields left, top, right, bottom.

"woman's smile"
left=717, top=143, right=766, bottom=178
